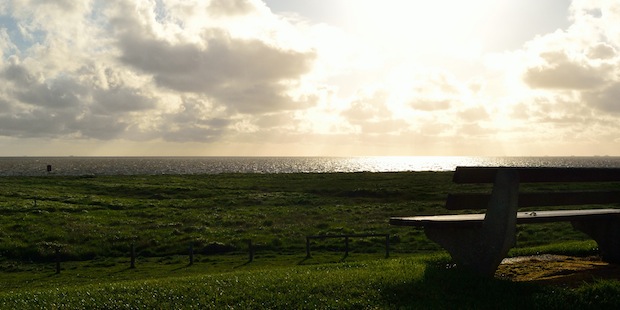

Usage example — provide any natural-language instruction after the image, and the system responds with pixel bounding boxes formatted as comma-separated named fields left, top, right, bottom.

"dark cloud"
left=70, top=114, right=130, bottom=140
left=92, top=87, right=156, bottom=115
left=0, top=104, right=131, bottom=140
left=0, top=99, right=10, bottom=113
left=14, top=77, right=85, bottom=109
left=523, top=52, right=608, bottom=89
left=117, top=29, right=316, bottom=114
left=156, top=98, right=230, bottom=142
left=583, top=83, right=620, bottom=114
left=0, top=111, right=72, bottom=138
left=2, top=62, right=34, bottom=85
left=0, top=59, right=155, bottom=140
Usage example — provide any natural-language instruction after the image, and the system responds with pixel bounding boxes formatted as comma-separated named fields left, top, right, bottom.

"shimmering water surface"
left=1, top=156, right=619, bottom=176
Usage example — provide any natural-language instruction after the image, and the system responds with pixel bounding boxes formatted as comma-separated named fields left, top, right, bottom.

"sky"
left=0, top=0, right=619, bottom=156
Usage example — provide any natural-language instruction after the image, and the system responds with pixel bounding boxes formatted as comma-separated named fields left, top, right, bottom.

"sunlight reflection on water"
left=1, top=156, right=620, bottom=176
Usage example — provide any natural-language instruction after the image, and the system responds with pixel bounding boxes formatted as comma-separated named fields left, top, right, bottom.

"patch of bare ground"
left=496, top=255, right=620, bottom=287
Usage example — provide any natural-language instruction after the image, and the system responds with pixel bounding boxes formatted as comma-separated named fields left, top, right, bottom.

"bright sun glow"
left=339, top=0, right=494, bottom=60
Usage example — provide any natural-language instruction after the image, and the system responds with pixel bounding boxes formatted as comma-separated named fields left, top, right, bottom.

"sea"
left=1, top=156, right=620, bottom=176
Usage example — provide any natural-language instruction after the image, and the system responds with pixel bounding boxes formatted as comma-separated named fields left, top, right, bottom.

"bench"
left=390, top=167, right=620, bottom=276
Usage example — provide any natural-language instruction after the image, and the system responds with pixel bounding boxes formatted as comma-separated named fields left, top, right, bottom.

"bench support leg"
left=425, top=169, right=519, bottom=276
left=572, top=218, right=620, bottom=264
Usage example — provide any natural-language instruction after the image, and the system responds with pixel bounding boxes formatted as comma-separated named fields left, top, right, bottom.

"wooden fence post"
left=385, top=234, right=390, bottom=258
left=188, top=242, right=194, bottom=266
left=55, top=247, right=61, bottom=274
left=130, top=242, right=136, bottom=269
left=306, top=237, right=311, bottom=258
left=248, top=240, right=254, bottom=263
left=344, top=236, right=349, bottom=257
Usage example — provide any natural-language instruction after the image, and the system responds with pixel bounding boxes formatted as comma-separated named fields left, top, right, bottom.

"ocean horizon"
left=1, top=156, right=620, bottom=177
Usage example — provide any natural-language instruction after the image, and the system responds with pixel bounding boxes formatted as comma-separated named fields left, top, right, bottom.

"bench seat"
left=391, top=208, right=620, bottom=227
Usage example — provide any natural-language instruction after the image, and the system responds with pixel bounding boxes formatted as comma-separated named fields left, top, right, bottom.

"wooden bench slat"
left=453, top=167, right=620, bottom=183
left=389, top=209, right=620, bottom=227
left=446, top=191, right=620, bottom=210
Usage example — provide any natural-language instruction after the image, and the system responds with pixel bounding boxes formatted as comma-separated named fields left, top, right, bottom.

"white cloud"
left=0, top=0, right=321, bottom=146
left=208, top=0, right=257, bottom=16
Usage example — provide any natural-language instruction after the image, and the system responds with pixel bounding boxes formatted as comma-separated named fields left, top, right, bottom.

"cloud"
left=157, top=97, right=230, bottom=142
left=117, top=31, right=316, bottom=113
left=92, top=87, right=157, bottom=115
left=71, top=114, right=131, bottom=140
left=0, top=0, right=320, bottom=145
left=503, top=0, right=620, bottom=150
left=523, top=51, right=609, bottom=89
left=2, top=60, right=34, bottom=86
left=583, top=83, right=620, bottom=113
left=112, top=1, right=317, bottom=114
left=341, top=91, right=391, bottom=122
left=588, top=43, right=617, bottom=59
left=208, top=0, right=257, bottom=16
left=14, top=77, right=85, bottom=110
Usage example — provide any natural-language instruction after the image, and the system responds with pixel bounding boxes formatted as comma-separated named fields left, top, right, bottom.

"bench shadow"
left=378, top=263, right=544, bottom=309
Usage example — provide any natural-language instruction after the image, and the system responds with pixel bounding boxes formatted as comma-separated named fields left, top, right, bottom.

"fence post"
left=306, top=237, right=311, bottom=258
left=385, top=234, right=390, bottom=258
left=130, top=242, right=136, bottom=269
left=248, top=240, right=254, bottom=263
left=188, top=242, right=194, bottom=266
left=55, top=247, right=61, bottom=274
left=344, top=236, right=349, bottom=257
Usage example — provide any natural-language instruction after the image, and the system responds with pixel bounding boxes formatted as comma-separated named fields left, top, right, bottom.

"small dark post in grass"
left=33, top=197, right=37, bottom=208
left=385, top=235, right=390, bottom=258
left=306, top=237, right=311, bottom=258
left=188, top=242, right=194, bottom=266
left=344, top=236, right=350, bottom=257
left=130, top=242, right=136, bottom=269
left=55, top=247, right=61, bottom=274
left=248, top=239, right=254, bottom=263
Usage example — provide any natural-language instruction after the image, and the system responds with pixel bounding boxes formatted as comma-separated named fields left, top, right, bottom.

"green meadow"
left=1, top=172, right=619, bottom=308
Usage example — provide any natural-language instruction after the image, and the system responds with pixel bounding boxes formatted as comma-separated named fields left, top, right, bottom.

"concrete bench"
left=390, top=167, right=620, bottom=276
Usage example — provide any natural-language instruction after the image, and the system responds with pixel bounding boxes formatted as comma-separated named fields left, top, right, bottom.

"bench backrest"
left=446, top=167, right=620, bottom=210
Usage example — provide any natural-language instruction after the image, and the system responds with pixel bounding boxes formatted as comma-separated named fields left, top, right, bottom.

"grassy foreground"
left=2, top=253, right=620, bottom=309
left=1, top=172, right=620, bottom=308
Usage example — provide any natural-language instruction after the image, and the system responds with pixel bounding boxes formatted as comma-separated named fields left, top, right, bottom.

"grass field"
left=1, top=172, right=619, bottom=308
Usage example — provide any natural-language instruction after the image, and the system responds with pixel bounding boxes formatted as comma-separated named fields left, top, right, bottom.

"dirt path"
left=496, top=255, right=620, bottom=287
